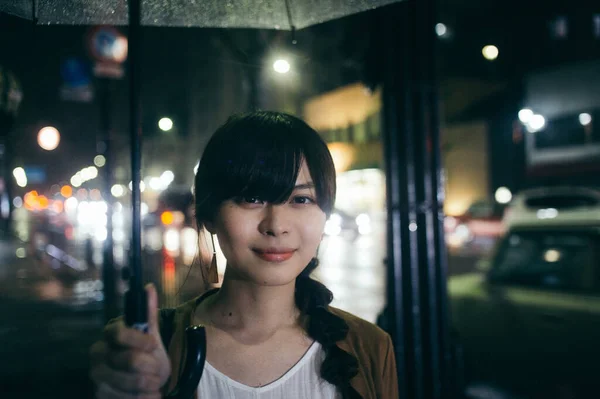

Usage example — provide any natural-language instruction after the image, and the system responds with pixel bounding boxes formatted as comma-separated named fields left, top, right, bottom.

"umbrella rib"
left=284, top=0, right=297, bottom=42
left=32, top=0, right=38, bottom=24
left=284, top=0, right=294, bottom=28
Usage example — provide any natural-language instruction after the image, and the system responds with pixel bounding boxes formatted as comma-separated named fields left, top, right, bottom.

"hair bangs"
left=194, top=111, right=336, bottom=225
left=215, top=129, right=304, bottom=204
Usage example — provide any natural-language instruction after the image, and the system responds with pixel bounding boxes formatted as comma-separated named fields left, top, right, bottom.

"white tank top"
left=197, top=341, right=341, bottom=398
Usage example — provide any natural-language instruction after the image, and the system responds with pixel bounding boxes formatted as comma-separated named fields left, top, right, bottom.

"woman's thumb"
left=145, top=283, right=161, bottom=337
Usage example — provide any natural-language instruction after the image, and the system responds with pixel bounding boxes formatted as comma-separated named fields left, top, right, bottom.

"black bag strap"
left=159, top=308, right=176, bottom=349
left=159, top=307, right=207, bottom=399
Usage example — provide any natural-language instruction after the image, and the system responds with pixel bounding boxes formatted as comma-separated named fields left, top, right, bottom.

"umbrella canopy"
left=3, top=0, right=401, bottom=29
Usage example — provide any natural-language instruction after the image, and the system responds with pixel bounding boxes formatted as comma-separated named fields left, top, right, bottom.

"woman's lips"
left=252, top=249, right=295, bottom=262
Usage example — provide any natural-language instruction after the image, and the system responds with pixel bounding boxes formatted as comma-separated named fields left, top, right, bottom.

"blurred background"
left=0, top=0, right=599, bottom=397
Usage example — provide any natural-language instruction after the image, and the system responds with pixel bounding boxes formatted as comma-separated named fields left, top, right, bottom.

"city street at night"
left=2, top=1, right=599, bottom=398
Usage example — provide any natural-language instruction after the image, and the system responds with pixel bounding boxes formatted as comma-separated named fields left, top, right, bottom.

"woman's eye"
left=292, top=196, right=315, bottom=205
left=243, top=196, right=263, bottom=204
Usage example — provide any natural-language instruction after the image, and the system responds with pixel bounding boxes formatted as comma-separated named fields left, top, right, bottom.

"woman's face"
left=208, top=161, right=327, bottom=286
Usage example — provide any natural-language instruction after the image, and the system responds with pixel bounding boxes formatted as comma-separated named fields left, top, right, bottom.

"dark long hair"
left=194, top=111, right=360, bottom=398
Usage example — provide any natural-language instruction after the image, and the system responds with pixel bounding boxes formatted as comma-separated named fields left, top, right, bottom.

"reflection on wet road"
left=317, top=230, right=386, bottom=323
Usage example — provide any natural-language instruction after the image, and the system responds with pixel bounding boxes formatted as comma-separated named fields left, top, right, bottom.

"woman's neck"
left=202, top=275, right=301, bottom=342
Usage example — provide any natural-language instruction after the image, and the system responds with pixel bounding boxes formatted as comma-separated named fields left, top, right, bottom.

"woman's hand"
left=90, top=284, right=172, bottom=398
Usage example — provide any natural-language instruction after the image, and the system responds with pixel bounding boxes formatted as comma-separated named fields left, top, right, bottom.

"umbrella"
left=2, top=1, right=452, bottom=398
left=3, top=0, right=400, bottom=29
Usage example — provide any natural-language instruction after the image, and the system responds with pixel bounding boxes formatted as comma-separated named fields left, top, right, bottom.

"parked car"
left=449, top=187, right=600, bottom=399
left=503, top=186, right=600, bottom=228
left=445, top=200, right=507, bottom=254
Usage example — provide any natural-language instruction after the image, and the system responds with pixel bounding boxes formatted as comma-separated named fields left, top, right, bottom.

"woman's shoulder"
left=327, top=306, right=391, bottom=345
left=327, top=305, right=397, bottom=396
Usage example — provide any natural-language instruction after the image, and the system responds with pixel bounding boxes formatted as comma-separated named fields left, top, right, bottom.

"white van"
left=503, top=186, right=600, bottom=228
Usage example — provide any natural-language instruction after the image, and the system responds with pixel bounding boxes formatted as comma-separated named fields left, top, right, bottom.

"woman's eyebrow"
left=294, top=183, right=315, bottom=190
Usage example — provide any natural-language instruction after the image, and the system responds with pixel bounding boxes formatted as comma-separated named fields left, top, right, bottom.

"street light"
left=158, top=117, right=173, bottom=132
left=94, top=155, right=107, bottom=167
left=435, top=23, right=448, bottom=37
left=579, top=113, right=592, bottom=126
left=160, top=170, right=175, bottom=188
left=60, top=185, right=73, bottom=198
left=12, top=167, right=27, bottom=188
left=273, top=59, right=291, bottom=74
left=111, top=184, right=125, bottom=197
left=71, top=174, right=83, bottom=187
left=37, top=126, right=60, bottom=151
left=495, top=187, right=512, bottom=204
left=482, top=45, right=499, bottom=61
left=79, top=166, right=98, bottom=182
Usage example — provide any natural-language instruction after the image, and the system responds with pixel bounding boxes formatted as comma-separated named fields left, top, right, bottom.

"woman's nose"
left=258, top=205, right=290, bottom=236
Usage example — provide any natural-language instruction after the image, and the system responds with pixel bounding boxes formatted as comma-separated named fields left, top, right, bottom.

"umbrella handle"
left=125, top=285, right=149, bottom=332
left=165, top=326, right=207, bottom=399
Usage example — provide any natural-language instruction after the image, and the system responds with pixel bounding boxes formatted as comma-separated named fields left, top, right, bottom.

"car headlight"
left=446, top=224, right=472, bottom=248
left=163, top=228, right=180, bottom=253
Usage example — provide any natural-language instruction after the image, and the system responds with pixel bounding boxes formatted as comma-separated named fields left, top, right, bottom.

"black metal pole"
left=0, top=135, right=9, bottom=237
left=381, top=0, right=415, bottom=396
left=414, top=0, right=452, bottom=394
left=0, top=67, right=14, bottom=238
left=418, top=0, right=453, bottom=394
left=381, top=0, right=452, bottom=398
left=99, top=78, right=118, bottom=323
left=124, top=0, right=147, bottom=330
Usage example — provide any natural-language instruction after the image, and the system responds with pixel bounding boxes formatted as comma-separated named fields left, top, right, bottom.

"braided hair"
left=295, top=258, right=361, bottom=398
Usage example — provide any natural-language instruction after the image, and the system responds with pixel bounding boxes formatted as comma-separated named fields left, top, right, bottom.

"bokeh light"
left=37, top=126, right=61, bottom=151
left=273, top=59, right=291, bottom=74
left=482, top=45, right=499, bottom=61
left=158, top=117, right=173, bottom=132
left=495, top=187, right=513, bottom=204
left=60, top=185, right=73, bottom=198
left=94, top=155, right=106, bottom=167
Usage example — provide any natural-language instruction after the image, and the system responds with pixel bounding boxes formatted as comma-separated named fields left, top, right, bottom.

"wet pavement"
left=0, top=238, right=102, bottom=398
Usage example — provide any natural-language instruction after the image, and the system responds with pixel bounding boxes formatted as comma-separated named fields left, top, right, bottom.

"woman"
left=90, top=111, right=398, bottom=399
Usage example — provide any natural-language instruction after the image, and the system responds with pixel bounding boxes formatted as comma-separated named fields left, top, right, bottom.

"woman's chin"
left=223, top=257, right=311, bottom=287
left=251, top=272, right=300, bottom=287
left=234, top=268, right=303, bottom=287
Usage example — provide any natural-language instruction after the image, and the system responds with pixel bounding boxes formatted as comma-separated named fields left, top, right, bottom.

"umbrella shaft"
left=128, top=0, right=145, bottom=321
